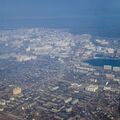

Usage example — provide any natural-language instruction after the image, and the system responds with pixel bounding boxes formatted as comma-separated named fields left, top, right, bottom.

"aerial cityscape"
left=0, top=28, right=119, bottom=120
left=0, top=0, right=120, bottom=120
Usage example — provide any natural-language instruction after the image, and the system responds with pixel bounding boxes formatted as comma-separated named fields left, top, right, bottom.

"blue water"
left=85, top=58, right=120, bottom=67
left=0, top=0, right=120, bottom=38
left=0, top=16, right=120, bottom=38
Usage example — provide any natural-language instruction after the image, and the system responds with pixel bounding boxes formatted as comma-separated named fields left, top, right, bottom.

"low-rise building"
left=86, top=85, right=98, bottom=92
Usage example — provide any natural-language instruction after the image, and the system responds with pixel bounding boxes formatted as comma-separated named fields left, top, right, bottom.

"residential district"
left=0, top=28, right=120, bottom=120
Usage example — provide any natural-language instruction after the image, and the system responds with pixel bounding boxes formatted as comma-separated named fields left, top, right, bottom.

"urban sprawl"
left=0, top=28, right=120, bottom=120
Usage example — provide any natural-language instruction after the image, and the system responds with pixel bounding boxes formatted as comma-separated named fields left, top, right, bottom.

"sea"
left=0, top=15, right=120, bottom=38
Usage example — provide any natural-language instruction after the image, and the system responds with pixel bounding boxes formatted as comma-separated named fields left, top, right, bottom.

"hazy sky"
left=0, top=0, right=120, bottom=19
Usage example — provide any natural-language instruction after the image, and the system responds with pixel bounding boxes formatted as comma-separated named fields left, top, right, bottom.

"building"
left=64, top=97, right=72, bottom=104
left=105, top=74, right=115, bottom=80
left=107, top=48, right=114, bottom=54
left=103, top=86, right=111, bottom=91
left=86, top=85, right=98, bottom=92
left=104, top=65, right=112, bottom=70
left=13, top=87, right=22, bottom=96
left=113, top=67, right=120, bottom=72
left=0, top=106, right=4, bottom=112
left=66, top=107, right=72, bottom=112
